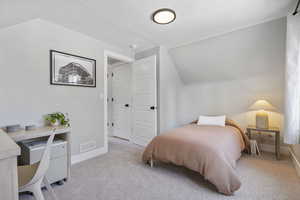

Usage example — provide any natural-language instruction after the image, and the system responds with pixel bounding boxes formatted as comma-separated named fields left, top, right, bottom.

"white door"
left=111, top=64, right=132, bottom=140
left=132, top=56, right=157, bottom=146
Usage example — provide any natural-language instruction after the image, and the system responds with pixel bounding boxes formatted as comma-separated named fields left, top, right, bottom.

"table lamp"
left=249, top=100, right=276, bottom=129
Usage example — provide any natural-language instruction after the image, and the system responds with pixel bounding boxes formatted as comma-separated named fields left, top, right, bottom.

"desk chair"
left=18, top=129, right=58, bottom=200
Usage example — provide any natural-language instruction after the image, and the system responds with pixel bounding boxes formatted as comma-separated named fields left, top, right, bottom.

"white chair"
left=18, top=129, right=58, bottom=200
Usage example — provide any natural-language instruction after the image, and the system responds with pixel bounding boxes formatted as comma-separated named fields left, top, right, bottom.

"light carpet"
left=20, top=138, right=300, bottom=200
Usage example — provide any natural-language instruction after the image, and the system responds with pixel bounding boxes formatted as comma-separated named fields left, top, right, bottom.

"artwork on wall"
left=50, top=50, right=96, bottom=87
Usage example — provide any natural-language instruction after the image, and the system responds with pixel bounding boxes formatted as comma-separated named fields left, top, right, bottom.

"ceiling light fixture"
left=152, top=8, right=176, bottom=25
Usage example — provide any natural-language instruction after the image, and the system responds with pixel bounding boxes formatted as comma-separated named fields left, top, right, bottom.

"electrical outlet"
left=80, top=141, right=96, bottom=153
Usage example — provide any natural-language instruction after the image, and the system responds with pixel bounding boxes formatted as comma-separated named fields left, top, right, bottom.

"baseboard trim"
left=290, top=147, right=300, bottom=177
left=71, top=146, right=108, bottom=165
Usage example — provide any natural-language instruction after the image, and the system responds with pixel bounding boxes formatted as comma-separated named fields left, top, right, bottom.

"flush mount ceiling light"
left=152, top=8, right=176, bottom=25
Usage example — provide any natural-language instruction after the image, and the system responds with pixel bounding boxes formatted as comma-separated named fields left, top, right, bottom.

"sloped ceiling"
left=0, top=1, right=294, bottom=84
left=169, top=18, right=287, bottom=84
left=0, top=0, right=296, bottom=51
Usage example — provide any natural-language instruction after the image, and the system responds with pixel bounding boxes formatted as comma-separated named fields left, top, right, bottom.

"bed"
left=142, top=119, right=250, bottom=195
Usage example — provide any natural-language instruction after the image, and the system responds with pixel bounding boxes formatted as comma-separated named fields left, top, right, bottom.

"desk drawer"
left=20, top=140, right=67, bottom=165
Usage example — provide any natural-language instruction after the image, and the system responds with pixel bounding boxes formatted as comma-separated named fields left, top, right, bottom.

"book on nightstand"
left=250, top=140, right=260, bottom=156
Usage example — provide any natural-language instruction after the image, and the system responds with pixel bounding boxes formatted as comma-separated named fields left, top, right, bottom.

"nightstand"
left=246, top=126, right=280, bottom=160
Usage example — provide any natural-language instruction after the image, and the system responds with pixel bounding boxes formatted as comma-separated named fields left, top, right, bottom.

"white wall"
left=170, top=18, right=286, bottom=84
left=175, top=19, right=286, bottom=139
left=135, top=46, right=184, bottom=133
left=178, top=74, right=284, bottom=131
left=159, top=46, right=183, bottom=132
left=0, top=19, right=130, bottom=156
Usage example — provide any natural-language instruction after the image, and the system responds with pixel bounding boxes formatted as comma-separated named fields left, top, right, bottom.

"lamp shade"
left=249, top=100, right=276, bottom=111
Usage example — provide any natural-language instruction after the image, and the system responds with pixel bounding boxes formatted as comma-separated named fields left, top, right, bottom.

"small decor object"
left=6, top=124, right=22, bottom=133
left=45, top=112, right=70, bottom=127
left=250, top=140, right=260, bottom=156
left=249, top=100, right=276, bottom=129
left=25, top=125, right=37, bottom=131
left=50, top=50, right=96, bottom=87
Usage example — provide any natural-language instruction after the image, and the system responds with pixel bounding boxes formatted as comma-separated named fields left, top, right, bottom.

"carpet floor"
left=20, top=138, right=300, bottom=200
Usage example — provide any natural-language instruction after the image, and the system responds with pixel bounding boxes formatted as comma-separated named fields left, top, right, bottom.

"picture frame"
left=50, top=50, right=96, bottom=87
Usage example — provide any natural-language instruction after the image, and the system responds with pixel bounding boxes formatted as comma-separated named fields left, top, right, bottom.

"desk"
left=246, top=126, right=280, bottom=160
left=0, top=126, right=71, bottom=200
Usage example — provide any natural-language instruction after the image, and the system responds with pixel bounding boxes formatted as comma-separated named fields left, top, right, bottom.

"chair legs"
left=43, top=177, right=59, bottom=200
left=20, top=177, right=59, bottom=200
left=32, top=187, right=45, bottom=200
left=20, top=179, right=45, bottom=200
left=29, top=183, right=45, bottom=200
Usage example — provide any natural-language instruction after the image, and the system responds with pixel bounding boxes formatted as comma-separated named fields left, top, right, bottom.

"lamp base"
left=256, top=111, right=269, bottom=129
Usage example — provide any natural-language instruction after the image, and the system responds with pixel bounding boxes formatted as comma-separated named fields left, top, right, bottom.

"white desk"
left=0, top=126, right=71, bottom=200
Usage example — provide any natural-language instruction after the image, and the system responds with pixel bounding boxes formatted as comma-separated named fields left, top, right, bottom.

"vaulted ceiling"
left=0, top=0, right=296, bottom=51
left=169, top=18, right=286, bottom=84
left=0, top=0, right=295, bottom=84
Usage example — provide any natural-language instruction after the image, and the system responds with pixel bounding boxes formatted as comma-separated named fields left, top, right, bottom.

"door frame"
left=104, top=50, right=134, bottom=151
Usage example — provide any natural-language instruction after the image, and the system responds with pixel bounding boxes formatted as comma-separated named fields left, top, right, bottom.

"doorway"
left=108, top=61, right=132, bottom=140
left=104, top=51, right=158, bottom=150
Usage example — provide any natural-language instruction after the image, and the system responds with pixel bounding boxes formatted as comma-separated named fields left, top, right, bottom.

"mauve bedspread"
left=142, top=124, right=248, bottom=195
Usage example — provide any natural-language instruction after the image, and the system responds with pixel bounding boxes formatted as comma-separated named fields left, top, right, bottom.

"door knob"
left=150, top=106, right=156, bottom=110
left=125, top=104, right=129, bottom=107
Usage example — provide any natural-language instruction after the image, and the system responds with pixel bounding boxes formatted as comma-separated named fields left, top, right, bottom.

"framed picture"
left=50, top=50, right=96, bottom=87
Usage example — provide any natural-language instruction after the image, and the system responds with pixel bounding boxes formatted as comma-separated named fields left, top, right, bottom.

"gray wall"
left=170, top=18, right=286, bottom=84
left=0, top=16, right=286, bottom=155
left=136, top=46, right=183, bottom=133
left=0, top=19, right=130, bottom=156
left=159, top=46, right=183, bottom=132
left=174, top=19, right=286, bottom=136
left=178, top=76, right=284, bottom=131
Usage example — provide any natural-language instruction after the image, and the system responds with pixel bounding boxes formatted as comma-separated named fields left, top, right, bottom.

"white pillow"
left=197, top=115, right=226, bottom=127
